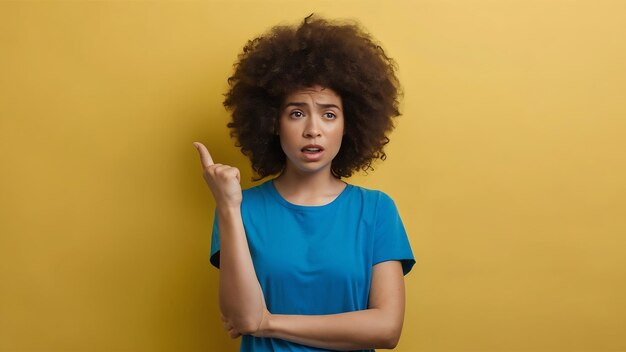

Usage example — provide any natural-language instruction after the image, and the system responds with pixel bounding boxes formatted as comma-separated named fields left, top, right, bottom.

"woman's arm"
left=217, top=206, right=267, bottom=335
left=193, top=142, right=266, bottom=334
left=256, top=260, right=406, bottom=350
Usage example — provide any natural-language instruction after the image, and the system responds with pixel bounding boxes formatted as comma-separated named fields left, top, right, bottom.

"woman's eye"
left=323, top=112, right=336, bottom=119
left=290, top=111, right=304, bottom=118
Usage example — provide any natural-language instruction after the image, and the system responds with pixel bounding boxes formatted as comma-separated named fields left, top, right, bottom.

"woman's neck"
left=272, top=164, right=346, bottom=206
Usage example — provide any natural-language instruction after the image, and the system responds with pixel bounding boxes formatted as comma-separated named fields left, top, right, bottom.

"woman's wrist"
left=216, top=203, right=241, bottom=217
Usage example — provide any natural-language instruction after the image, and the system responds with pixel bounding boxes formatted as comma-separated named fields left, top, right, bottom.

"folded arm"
left=257, top=260, right=406, bottom=350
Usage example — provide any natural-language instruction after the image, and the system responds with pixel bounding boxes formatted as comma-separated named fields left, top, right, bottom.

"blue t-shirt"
left=210, top=179, right=415, bottom=352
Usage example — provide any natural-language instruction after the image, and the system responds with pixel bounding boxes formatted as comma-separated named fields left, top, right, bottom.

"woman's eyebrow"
left=283, top=102, right=308, bottom=109
left=315, top=102, right=342, bottom=110
left=282, top=102, right=342, bottom=110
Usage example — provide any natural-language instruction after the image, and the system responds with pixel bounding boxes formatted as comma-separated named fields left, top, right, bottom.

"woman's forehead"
left=284, top=85, right=341, bottom=101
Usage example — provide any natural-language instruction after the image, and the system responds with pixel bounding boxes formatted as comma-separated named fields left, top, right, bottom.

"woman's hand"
left=193, top=142, right=242, bottom=209
left=219, top=307, right=272, bottom=339
left=220, top=312, right=242, bottom=339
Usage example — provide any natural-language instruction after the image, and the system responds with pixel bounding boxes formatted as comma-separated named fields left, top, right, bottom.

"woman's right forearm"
left=217, top=205, right=266, bottom=334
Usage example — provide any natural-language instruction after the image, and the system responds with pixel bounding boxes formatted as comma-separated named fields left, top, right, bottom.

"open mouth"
left=301, top=145, right=324, bottom=153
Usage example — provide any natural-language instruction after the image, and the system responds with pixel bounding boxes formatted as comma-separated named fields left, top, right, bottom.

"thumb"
left=193, top=142, right=214, bottom=167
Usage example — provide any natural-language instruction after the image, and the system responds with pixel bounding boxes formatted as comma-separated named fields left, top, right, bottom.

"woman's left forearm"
left=259, top=308, right=401, bottom=351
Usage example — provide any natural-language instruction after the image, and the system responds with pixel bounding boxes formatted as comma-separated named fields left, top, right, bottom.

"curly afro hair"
left=223, top=14, right=402, bottom=180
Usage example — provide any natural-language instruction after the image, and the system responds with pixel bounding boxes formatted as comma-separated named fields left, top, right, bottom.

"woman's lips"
left=301, top=145, right=324, bottom=161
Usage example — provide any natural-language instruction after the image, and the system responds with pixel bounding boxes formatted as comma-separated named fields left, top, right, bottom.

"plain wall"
left=1, top=0, right=625, bottom=351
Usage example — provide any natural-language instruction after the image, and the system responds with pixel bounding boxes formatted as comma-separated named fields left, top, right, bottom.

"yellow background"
left=1, top=0, right=625, bottom=351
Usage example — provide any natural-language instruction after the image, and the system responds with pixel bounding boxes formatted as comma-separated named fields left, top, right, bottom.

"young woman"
left=193, top=14, right=415, bottom=352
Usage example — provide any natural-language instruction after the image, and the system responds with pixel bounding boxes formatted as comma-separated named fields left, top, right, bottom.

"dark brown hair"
left=223, top=14, right=402, bottom=180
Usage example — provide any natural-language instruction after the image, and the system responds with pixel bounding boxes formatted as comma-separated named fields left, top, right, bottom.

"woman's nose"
left=303, top=117, right=321, bottom=137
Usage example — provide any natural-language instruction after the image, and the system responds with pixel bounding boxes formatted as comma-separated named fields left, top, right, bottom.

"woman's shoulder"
left=347, top=182, right=394, bottom=201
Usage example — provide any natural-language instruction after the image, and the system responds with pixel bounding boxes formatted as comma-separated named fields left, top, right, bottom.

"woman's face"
left=278, top=85, right=344, bottom=176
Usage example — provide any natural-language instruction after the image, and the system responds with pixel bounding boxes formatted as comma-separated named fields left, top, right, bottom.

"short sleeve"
left=209, top=209, right=220, bottom=269
left=373, top=192, right=416, bottom=275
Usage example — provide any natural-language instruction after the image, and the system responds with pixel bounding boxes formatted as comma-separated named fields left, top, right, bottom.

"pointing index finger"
left=193, top=142, right=214, bottom=167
